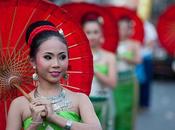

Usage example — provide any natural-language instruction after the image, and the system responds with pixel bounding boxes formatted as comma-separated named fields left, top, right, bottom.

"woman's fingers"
left=30, top=103, right=46, bottom=113
left=30, top=98, right=53, bottom=118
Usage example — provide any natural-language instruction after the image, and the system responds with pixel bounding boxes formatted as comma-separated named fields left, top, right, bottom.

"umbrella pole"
left=4, top=100, right=8, bottom=121
left=13, top=84, right=47, bottom=117
left=13, top=84, right=32, bottom=102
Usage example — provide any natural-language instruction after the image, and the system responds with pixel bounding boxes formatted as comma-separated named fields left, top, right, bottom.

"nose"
left=52, top=58, right=60, bottom=68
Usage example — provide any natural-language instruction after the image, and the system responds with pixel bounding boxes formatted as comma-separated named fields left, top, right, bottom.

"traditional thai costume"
left=114, top=40, right=139, bottom=130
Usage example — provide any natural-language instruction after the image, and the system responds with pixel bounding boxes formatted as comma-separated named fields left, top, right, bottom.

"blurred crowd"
left=53, top=0, right=162, bottom=130
left=1, top=0, right=175, bottom=130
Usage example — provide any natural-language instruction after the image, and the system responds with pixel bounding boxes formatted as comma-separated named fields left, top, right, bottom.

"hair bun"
left=81, top=12, right=104, bottom=25
left=26, top=20, right=55, bottom=44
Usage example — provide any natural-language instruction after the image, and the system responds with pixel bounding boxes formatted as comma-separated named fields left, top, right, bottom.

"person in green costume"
left=6, top=21, right=102, bottom=130
left=81, top=13, right=117, bottom=130
left=114, top=17, right=142, bottom=130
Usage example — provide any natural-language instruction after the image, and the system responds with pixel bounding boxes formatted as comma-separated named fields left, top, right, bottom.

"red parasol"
left=0, top=0, right=93, bottom=128
left=157, top=5, right=175, bottom=56
left=61, top=2, right=119, bottom=53
left=106, top=6, right=144, bottom=43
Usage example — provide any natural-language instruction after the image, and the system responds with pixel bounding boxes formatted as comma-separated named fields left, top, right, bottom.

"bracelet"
left=64, top=120, right=72, bottom=130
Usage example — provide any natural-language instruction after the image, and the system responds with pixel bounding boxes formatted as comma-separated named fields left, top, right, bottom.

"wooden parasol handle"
left=13, top=84, right=47, bottom=118
left=13, top=84, right=32, bottom=102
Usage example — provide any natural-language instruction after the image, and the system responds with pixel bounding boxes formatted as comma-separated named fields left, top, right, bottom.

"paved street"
left=136, top=80, right=175, bottom=130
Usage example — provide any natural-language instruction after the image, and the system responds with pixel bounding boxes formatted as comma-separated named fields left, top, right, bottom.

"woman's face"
left=118, top=20, right=132, bottom=40
left=32, top=36, right=68, bottom=84
left=83, top=21, right=104, bottom=48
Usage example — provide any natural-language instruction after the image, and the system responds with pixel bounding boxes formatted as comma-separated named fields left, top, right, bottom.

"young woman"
left=115, top=17, right=141, bottom=130
left=82, top=13, right=117, bottom=130
left=6, top=21, right=102, bottom=130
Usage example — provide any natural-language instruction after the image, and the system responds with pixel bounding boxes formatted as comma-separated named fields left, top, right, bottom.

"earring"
left=63, top=73, right=68, bottom=80
left=32, top=66, right=38, bottom=87
left=63, top=72, right=69, bottom=86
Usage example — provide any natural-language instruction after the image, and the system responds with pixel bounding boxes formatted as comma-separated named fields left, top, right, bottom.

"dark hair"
left=81, top=12, right=103, bottom=27
left=26, top=20, right=67, bottom=58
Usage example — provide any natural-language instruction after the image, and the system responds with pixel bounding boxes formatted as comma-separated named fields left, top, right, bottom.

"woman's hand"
left=29, top=99, right=45, bottom=124
left=30, top=98, right=55, bottom=121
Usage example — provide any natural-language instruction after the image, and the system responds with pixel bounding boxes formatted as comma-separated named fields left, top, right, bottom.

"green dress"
left=23, top=111, right=81, bottom=130
left=114, top=41, right=139, bottom=130
left=90, top=64, right=115, bottom=130
left=90, top=64, right=109, bottom=97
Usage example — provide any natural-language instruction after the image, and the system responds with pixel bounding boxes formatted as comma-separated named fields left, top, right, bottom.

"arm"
left=6, top=98, right=23, bottom=130
left=94, top=53, right=117, bottom=88
left=6, top=97, right=48, bottom=130
left=47, top=93, right=102, bottom=130
left=132, top=43, right=142, bottom=64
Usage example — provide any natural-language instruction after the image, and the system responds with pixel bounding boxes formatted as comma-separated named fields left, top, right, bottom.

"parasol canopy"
left=106, top=6, right=144, bottom=43
left=61, top=2, right=119, bottom=53
left=0, top=0, right=93, bottom=128
left=157, top=5, right=175, bottom=56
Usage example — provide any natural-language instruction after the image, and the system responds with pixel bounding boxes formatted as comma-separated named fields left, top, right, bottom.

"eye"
left=94, top=30, right=99, bottom=34
left=86, top=31, right=91, bottom=35
left=44, top=55, right=52, bottom=60
left=59, top=54, right=67, bottom=60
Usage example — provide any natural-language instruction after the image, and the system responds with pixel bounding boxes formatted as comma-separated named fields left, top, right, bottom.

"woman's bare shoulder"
left=7, top=96, right=29, bottom=120
left=11, top=89, right=36, bottom=108
left=65, top=88, right=88, bottom=98
left=10, top=96, right=29, bottom=108
left=64, top=88, right=89, bottom=103
left=75, top=92, right=90, bottom=103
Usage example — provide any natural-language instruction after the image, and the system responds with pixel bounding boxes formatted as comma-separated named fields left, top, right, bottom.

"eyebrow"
left=44, top=52, right=66, bottom=56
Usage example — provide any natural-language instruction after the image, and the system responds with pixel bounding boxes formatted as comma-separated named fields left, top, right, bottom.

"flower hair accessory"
left=58, top=28, right=64, bottom=37
left=97, top=16, right=104, bottom=25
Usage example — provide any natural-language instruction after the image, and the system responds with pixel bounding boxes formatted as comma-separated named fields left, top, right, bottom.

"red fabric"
left=0, top=0, right=93, bottom=129
left=0, top=0, right=93, bottom=95
left=0, top=102, right=6, bottom=130
left=61, top=2, right=119, bottom=53
left=106, top=6, right=144, bottom=43
left=157, top=5, right=175, bottom=56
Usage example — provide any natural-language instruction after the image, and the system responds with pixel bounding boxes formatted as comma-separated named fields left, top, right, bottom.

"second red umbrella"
left=61, top=2, right=119, bottom=53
